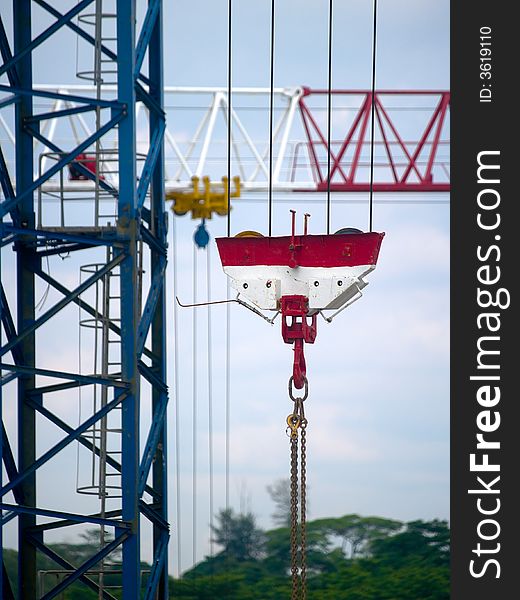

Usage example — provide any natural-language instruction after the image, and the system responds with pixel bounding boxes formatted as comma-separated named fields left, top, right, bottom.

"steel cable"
left=225, top=3, right=233, bottom=595
left=225, top=279, right=231, bottom=514
left=192, top=243, right=198, bottom=568
left=225, top=5, right=233, bottom=595
left=172, top=217, right=183, bottom=577
left=227, top=0, right=232, bottom=237
left=326, top=0, right=333, bottom=234
left=368, top=0, right=379, bottom=231
left=268, top=0, right=275, bottom=236
left=206, top=244, right=214, bottom=562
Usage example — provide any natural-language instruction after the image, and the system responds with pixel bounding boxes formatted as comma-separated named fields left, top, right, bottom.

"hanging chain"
left=286, top=376, right=308, bottom=600
left=300, top=417, right=307, bottom=599
left=289, top=425, right=299, bottom=599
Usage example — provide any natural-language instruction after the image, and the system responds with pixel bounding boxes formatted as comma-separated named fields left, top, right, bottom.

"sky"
left=0, top=0, right=450, bottom=579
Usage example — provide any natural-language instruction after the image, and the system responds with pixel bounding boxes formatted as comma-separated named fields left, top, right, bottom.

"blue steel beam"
left=0, top=503, right=129, bottom=530
left=138, top=390, right=167, bottom=496
left=30, top=535, right=120, bottom=600
left=33, top=0, right=116, bottom=59
left=0, top=235, right=15, bottom=249
left=25, top=103, right=101, bottom=123
left=32, top=0, right=152, bottom=87
left=141, top=205, right=152, bottom=225
left=135, top=80, right=165, bottom=116
left=139, top=500, right=169, bottom=530
left=27, top=397, right=158, bottom=501
left=0, top=149, right=15, bottom=200
left=1, top=424, right=24, bottom=504
left=26, top=124, right=120, bottom=197
left=148, top=0, right=169, bottom=594
left=134, top=0, right=161, bottom=76
left=0, top=0, right=94, bottom=78
left=0, top=285, right=24, bottom=365
left=33, top=268, right=156, bottom=362
left=41, top=532, right=129, bottom=600
left=0, top=133, right=21, bottom=226
left=1, top=563, right=14, bottom=600
left=25, top=117, right=121, bottom=193
left=28, top=380, right=88, bottom=395
left=0, top=83, right=125, bottom=108
left=138, top=359, right=168, bottom=392
left=0, top=95, right=17, bottom=110
left=13, top=1, right=37, bottom=597
left=2, top=224, right=117, bottom=247
left=140, top=223, right=167, bottom=256
left=136, top=254, right=166, bottom=357
left=143, top=530, right=169, bottom=600
left=0, top=14, right=20, bottom=87
left=0, top=252, right=124, bottom=358
left=1, top=372, right=18, bottom=386
left=137, top=118, right=166, bottom=210
left=0, top=392, right=125, bottom=498
left=28, top=507, right=124, bottom=534
left=1, top=510, right=17, bottom=528
left=0, top=363, right=129, bottom=388
left=37, top=243, right=95, bottom=257
left=0, top=144, right=3, bottom=600
left=0, top=113, right=124, bottom=218
left=1, top=2, right=169, bottom=596
left=116, top=2, right=141, bottom=596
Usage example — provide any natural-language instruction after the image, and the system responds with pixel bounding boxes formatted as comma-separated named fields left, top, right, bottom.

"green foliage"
left=3, top=515, right=449, bottom=599
left=3, top=528, right=124, bottom=599
left=370, top=519, right=450, bottom=568
left=210, top=508, right=265, bottom=561
left=173, top=514, right=449, bottom=599
left=310, top=514, right=403, bottom=558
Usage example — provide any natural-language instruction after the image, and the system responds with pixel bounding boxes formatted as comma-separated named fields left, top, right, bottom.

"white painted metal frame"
left=0, top=85, right=313, bottom=193
left=0, top=85, right=450, bottom=198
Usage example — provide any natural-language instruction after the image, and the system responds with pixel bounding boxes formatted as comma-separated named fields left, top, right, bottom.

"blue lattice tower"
left=0, top=2, right=169, bottom=599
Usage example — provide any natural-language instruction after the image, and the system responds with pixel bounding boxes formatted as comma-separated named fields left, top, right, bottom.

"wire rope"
left=206, top=244, right=214, bottom=561
left=368, top=0, right=379, bottom=232
left=268, top=0, right=275, bottom=236
left=227, top=0, right=232, bottom=237
left=192, top=243, right=198, bottom=568
left=225, top=279, right=231, bottom=514
left=326, top=0, right=333, bottom=234
left=171, top=217, right=182, bottom=577
left=35, top=251, right=51, bottom=312
left=225, top=3, right=233, bottom=594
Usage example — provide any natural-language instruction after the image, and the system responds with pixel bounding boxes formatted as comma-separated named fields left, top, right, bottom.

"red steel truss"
left=295, top=88, right=450, bottom=192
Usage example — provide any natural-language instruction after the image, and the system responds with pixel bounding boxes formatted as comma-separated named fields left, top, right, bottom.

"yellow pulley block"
left=166, top=175, right=241, bottom=220
left=234, top=230, right=264, bottom=238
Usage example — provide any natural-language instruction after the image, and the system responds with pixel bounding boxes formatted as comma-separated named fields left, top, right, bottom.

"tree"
left=210, top=508, right=265, bottom=561
left=310, top=515, right=402, bottom=558
left=370, top=519, right=450, bottom=568
left=266, top=478, right=291, bottom=527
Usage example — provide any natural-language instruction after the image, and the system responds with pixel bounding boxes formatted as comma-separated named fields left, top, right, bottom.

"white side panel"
left=223, top=264, right=375, bottom=311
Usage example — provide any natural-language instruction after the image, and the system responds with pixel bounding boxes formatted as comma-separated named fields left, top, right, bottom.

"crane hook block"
left=166, top=175, right=241, bottom=220
left=215, top=210, right=385, bottom=387
left=281, top=295, right=317, bottom=389
left=216, top=226, right=384, bottom=313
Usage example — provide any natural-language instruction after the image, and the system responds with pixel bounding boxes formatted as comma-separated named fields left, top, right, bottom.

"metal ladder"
left=76, top=246, right=123, bottom=599
left=77, top=0, right=119, bottom=227
left=75, top=239, right=143, bottom=598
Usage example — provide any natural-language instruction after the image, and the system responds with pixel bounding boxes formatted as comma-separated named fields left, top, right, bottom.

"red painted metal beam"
left=296, top=89, right=450, bottom=192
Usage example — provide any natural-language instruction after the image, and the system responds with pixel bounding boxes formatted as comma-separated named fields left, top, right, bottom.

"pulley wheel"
left=234, top=230, right=264, bottom=238
left=334, top=227, right=363, bottom=235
